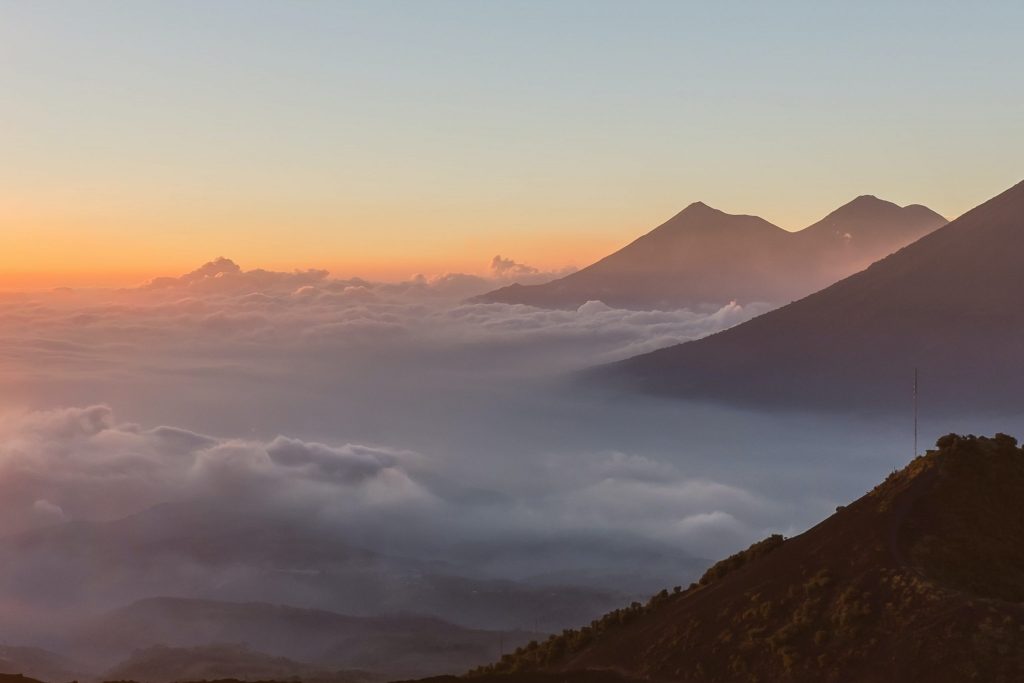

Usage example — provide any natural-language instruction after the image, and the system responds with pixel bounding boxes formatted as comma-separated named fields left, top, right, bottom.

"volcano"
left=476, top=197, right=944, bottom=311
left=602, top=180, right=1024, bottom=413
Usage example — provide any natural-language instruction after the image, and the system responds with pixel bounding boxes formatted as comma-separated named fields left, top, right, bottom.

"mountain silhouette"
left=0, top=647, right=79, bottom=683
left=0, top=502, right=623, bottom=656
left=479, top=433, right=1024, bottom=682
left=600, top=180, right=1024, bottom=412
left=476, top=197, right=945, bottom=311
left=793, top=195, right=947, bottom=290
left=100, top=644, right=364, bottom=683
left=81, top=597, right=532, bottom=679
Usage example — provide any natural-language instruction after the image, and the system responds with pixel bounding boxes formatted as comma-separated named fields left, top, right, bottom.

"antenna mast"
left=913, top=367, right=919, bottom=458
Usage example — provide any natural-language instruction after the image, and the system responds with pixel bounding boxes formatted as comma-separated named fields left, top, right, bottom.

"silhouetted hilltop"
left=476, top=197, right=944, bottom=311
left=601, top=179, right=1024, bottom=413
left=476, top=434, right=1024, bottom=682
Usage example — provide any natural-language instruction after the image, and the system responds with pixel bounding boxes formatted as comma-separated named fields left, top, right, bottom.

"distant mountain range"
left=0, top=647, right=77, bottom=683
left=11, top=429, right=1024, bottom=682
left=101, top=644, right=367, bottom=683
left=0, top=501, right=625, bottom=637
left=0, top=501, right=638, bottom=680
left=0, top=594, right=535, bottom=682
left=81, top=597, right=532, bottom=680
left=597, top=179, right=1024, bottom=413
left=479, top=433, right=1024, bottom=682
left=476, top=196, right=946, bottom=310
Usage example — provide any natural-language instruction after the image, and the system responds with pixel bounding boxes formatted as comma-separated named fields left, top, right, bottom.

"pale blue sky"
left=2, top=1, right=1022, bottom=283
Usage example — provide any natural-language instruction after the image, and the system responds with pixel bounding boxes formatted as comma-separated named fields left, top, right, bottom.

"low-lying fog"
left=0, top=258, right=1012, bottom=654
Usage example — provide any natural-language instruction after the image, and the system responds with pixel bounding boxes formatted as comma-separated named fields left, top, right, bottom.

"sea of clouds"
left=0, top=256, right=957, bottom=631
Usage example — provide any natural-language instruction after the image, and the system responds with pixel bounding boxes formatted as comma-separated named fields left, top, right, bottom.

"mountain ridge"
left=476, top=196, right=945, bottom=311
left=81, top=594, right=533, bottom=675
left=598, top=179, right=1024, bottom=413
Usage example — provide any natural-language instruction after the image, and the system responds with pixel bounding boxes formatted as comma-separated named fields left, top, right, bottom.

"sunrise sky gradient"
left=3, top=0, right=1023, bottom=287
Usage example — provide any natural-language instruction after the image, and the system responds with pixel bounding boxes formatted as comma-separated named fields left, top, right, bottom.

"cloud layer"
left=0, top=404, right=433, bottom=538
left=0, top=258, right=950, bottom=641
left=0, top=259, right=772, bottom=429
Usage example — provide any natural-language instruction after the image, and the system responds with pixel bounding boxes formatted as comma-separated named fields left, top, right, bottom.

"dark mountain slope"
left=602, top=179, right=1024, bottom=413
left=477, top=198, right=945, bottom=311
left=480, top=433, right=1024, bottom=683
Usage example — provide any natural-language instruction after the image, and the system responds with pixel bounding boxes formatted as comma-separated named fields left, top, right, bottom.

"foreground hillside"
left=5, top=435, right=1023, bottom=683
left=478, top=434, right=1024, bottom=682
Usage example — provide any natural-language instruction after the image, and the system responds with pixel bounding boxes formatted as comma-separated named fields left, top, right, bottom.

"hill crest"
left=478, top=433, right=1024, bottom=682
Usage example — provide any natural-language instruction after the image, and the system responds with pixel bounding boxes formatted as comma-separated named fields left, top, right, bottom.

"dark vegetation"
left=6, top=435, right=1024, bottom=683
left=474, top=434, right=1024, bottom=682
left=902, top=433, right=1024, bottom=602
left=471, top=534, right=788, bottom=674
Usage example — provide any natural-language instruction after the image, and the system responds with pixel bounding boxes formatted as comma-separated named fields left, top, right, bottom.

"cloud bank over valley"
left=0, top=258, right=984, bottom=649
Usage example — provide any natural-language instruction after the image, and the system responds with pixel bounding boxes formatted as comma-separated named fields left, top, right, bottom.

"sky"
left=2, top=0, right=1024, bottom=287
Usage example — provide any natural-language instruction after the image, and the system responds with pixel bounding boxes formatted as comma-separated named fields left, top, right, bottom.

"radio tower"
left=913, top=368, right=919, bottom=458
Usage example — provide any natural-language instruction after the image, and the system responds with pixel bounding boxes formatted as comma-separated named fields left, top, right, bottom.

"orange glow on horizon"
left=0, top=190, right=967, bottom=292
left=0, top=203, right=650, bottom=290
left=0, top=236, right=619, bottom=291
